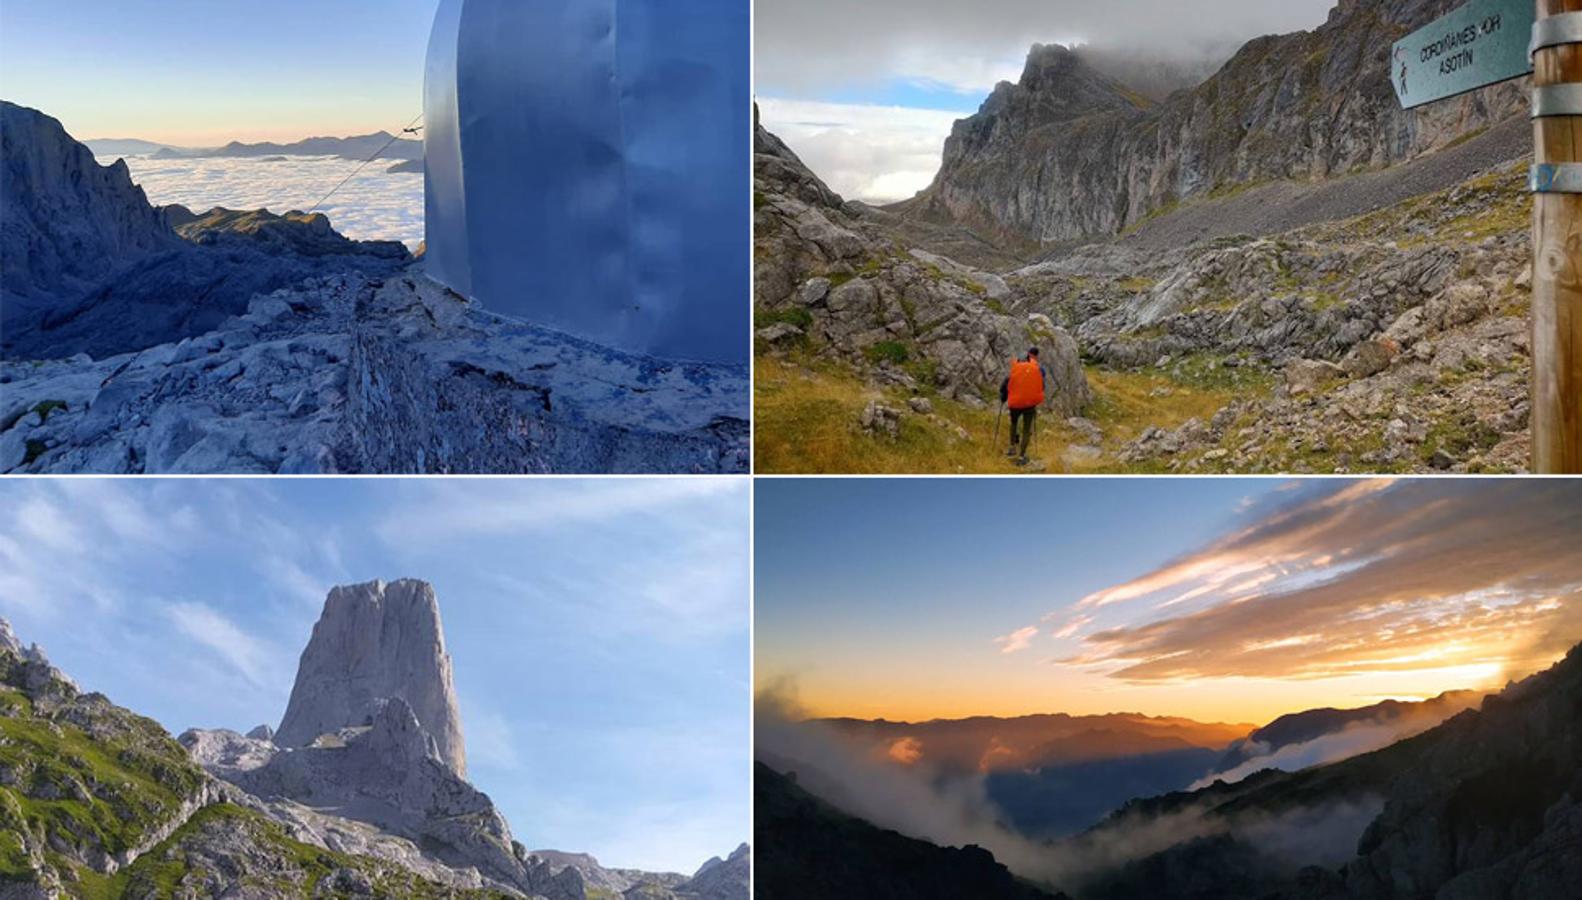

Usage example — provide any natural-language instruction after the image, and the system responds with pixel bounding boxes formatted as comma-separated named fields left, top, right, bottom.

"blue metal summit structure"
left=423, top=0, right=749, bottom=364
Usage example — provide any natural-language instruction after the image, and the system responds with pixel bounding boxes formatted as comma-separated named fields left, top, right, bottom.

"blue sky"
left=0, top=0, right=440, bottom=145
left=756, top=478, right=1582, bottom=724
left=0, top=477, right=749, bottom=874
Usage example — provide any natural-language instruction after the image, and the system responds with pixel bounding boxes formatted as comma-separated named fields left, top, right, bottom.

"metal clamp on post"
left=1533, top=83, right=1582, bottom=117
left=1532, top=11, right=1582, bottom=56
left=1531, top=163, right=1582, bottom=194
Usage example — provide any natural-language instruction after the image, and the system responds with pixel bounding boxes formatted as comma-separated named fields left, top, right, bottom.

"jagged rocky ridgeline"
left=0, top=585, right=749, bottom=899
left=902, top=0, right=1527, bottom=246
left=0, top=100, right=748, bottom=474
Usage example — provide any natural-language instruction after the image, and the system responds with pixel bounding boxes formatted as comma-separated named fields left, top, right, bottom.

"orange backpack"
left=1006, top=359, right=1045, bottom=409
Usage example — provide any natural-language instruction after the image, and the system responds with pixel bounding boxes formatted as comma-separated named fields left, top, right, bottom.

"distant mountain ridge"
left=88, top=130, right=422, bottom=162
left=1213, top=689, right=1482, bottom=773
left=819, top=711, right=1255, bottom=773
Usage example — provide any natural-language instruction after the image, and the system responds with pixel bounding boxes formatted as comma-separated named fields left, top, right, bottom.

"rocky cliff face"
left=3, top=598, right=749, bottom=899
left=0, top=101, right=178, bottom=319
left=0, top=101, right=410, bottom=363
left=754, top=111, right=1091, bottom=417
left=911, top=0, right=1529, bottom=244
left=276, top=579, right=466, bottom=777
left=1332, top=645, right=1582, bottom=899
left=675, top=843, right=751, bottom=900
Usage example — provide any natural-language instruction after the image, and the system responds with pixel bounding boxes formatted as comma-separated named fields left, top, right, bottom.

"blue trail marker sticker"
left=1391, top=0, right=1535, bottom=109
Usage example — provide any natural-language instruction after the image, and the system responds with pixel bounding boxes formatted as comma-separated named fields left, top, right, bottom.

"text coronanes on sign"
left=1391, top=0, right=1534, bottom=109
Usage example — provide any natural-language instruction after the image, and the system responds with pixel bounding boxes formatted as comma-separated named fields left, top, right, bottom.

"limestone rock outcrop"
left=0, top=100, right=178, bottom=320
left=204, top=697, right=529, bottom=892
left=677, top=842, right=751, bottom=899
left=0, top=270, right=749, bottom=474
left=276, top=578, right=466, bottom=777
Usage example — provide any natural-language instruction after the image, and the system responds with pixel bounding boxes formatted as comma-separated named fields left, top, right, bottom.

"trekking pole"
left=992, top=401, right=1004, bottom=452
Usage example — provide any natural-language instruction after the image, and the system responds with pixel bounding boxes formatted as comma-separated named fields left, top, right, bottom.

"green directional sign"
left=1391, top=0, right=1535, bottom=109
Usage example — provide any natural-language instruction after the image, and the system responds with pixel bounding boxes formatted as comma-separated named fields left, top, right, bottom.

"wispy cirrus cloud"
left=165, top=601, right=283, bottom=688
left=1056, top=481, right=1582, bottom=683
left=374, top=477, right=741, bottom=546
left=995, top=626, right=1039, bottom=654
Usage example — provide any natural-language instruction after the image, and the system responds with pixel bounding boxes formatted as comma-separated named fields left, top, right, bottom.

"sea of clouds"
left=102, top=154, right=424, bottom=250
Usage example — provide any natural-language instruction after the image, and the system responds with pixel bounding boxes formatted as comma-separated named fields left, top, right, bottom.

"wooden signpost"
left=1392, top=0, right=1581, bottom=472
left=1531, top=1, right=1582, bottom=472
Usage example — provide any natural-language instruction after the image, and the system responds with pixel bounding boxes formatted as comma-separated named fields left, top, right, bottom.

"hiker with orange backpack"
left=998, top=347, right=1047, bottom=465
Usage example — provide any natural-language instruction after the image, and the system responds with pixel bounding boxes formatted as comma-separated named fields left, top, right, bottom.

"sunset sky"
left=0, top=1, right=439, bottom=145
left=755, top=479, right=1582, bottom=725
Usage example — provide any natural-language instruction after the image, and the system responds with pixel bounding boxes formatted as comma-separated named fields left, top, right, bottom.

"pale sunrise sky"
left=0, top=1, right=439, bottom=146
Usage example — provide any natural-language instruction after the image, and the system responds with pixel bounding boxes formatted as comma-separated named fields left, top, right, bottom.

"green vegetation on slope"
left=0, top=645, right=511, bottom=899
left=753, top=352, right=1256, bottom=474
left=0, top=655, right=207, bottom=891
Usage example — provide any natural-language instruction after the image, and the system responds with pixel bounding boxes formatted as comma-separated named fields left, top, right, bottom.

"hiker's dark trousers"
left=1009, top=407, right=1037, bottom=458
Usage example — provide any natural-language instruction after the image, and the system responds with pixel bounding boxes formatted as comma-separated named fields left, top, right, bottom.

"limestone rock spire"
left=275, top=578, right=466, bottom=776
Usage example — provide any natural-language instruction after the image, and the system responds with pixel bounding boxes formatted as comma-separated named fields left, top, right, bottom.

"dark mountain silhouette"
left=1213, top=689, right=1481, bottom=773
left=1067, top=643, right=1582, bottom=899
left=755, top=762, right=1067, bottom=900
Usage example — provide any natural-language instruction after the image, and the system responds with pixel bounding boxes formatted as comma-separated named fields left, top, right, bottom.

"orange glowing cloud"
left=1062, top=481, right=1582, bottom=683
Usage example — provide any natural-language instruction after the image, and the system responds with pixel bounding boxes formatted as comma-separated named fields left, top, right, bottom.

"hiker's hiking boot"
left=1005, top=446, right=1018, bottom=458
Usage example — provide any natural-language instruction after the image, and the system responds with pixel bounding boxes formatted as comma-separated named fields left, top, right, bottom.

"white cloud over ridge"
left=105, top=153, right=423, bottom=249
left=757, top=98, right=961, bottom=203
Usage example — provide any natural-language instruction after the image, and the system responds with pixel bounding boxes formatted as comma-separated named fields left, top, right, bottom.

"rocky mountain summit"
left=0, top=100, right=748, bottom=474
left=275, top=579, right=466, bottom=777
left=907, top=0, right=1527, bottom=245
